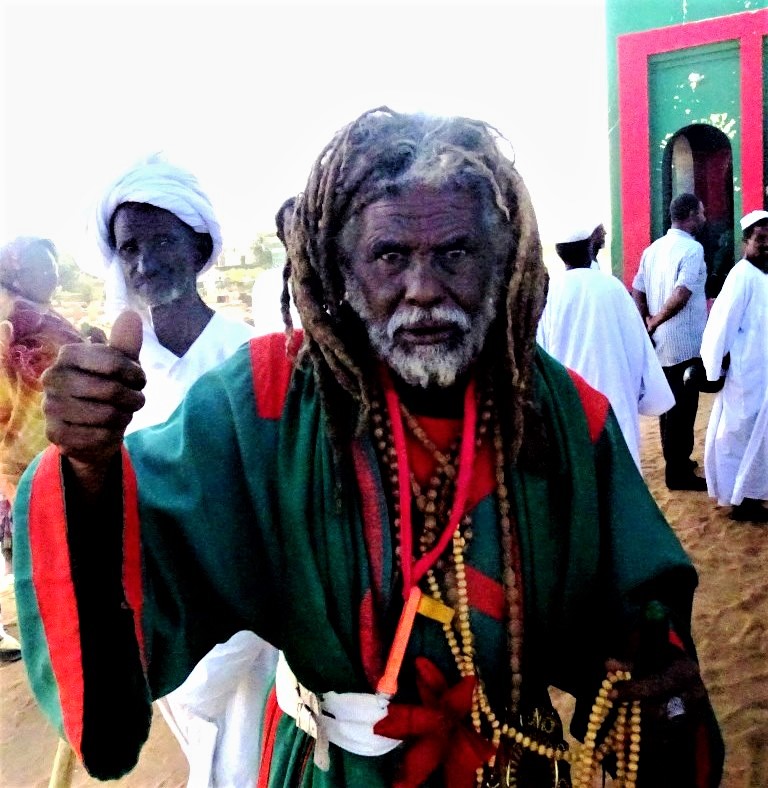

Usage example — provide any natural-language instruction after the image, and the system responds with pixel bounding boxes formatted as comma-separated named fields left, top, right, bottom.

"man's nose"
left=403, top=260, right=443, bottom=306
left=136, top=248, right=160, bottom=276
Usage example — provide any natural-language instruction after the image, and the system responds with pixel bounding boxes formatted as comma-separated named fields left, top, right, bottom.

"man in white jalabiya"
left=537, top=220, right=674, bottom=470
left=91, top=155, right=278, bottom=786
left=700, top=209, right=768, bottom=523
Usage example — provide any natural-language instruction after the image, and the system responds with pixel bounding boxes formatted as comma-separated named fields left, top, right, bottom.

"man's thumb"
left=109, top=310, right=143, bottom=361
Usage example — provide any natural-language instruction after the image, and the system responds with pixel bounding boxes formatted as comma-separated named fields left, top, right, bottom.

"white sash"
left=274, top=652, right=402, bottom=770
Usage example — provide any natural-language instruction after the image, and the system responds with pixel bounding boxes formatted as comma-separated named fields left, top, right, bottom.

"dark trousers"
left=659, top=358, right=700, bottom=479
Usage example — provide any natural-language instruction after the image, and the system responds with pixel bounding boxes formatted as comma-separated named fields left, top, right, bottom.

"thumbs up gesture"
left=42, top=311, right=146, bottom=484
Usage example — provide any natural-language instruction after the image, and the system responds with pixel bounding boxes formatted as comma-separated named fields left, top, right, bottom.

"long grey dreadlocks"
left=282, top=107, right=548, bottom=465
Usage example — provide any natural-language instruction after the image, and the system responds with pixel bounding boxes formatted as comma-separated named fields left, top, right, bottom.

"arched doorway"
left=663, top=124, right=734, bottom=297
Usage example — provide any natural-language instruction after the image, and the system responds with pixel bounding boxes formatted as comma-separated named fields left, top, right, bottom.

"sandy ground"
left=1, top=392, right=766, bottom=787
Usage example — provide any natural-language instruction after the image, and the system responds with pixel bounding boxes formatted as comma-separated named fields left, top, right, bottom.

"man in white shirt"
left=632, top=193, right=708, bottom=490
left=538, top=222, right=674, bottom=470
left=700, top=210, right=768, bottom=522
left=91, top=155, right=278, bottom=787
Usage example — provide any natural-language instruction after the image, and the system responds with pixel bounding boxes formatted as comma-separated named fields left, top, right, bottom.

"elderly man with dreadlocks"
left=14, top=109, right=722, bottom=787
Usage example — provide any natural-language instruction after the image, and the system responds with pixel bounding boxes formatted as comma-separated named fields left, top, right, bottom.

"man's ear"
left=194, top=233, right=214, bottom=273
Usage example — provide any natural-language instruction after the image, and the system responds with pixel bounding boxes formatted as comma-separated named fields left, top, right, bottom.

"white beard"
left=345, top=282, right=502, bottom=389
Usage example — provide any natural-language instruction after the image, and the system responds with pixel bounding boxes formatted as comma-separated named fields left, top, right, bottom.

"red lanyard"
left=381, top=373, right=478, bottom=600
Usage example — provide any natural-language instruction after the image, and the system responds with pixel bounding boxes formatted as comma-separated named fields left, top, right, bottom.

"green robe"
left=14, top=334, right=711, bottom=785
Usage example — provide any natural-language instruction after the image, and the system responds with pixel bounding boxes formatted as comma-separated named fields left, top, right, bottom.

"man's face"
left=691, top=202, right=706, bottom=234
left=342, top=185, right=508, bottom=389
left=112, top=203, right=203, bottom=308
left=744, top=225, right=768, bottom=270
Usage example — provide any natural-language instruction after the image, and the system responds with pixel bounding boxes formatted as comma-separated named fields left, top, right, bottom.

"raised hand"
left=41, top=311, right=146, bottom=489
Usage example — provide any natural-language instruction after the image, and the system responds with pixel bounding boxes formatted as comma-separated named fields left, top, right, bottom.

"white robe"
left=700, top=259, right=768, bottom=506
left=128, top=311, right=279, bottom=788
left=537, top=267, right=674, bottom=470
left=127, top=311, right=259, bottom=435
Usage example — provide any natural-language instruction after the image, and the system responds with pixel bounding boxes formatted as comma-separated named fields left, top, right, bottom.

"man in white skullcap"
left=700, top=209, right=768, bottom=522
left=92, top=155, right=278, bottom=786
left=538, top=220, right=674, bottom=470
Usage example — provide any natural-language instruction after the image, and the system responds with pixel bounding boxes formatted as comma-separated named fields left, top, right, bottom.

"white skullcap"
left=91, top=154, right=222, bottom=318
left=740, top=210, right=768, bottom=232
left=555, top=217, right=603, bottom=244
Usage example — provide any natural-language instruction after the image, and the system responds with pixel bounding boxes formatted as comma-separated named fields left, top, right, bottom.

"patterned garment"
left=0, top=292, right=81, bottom=501
left=13, top=335, right=723, bottom=786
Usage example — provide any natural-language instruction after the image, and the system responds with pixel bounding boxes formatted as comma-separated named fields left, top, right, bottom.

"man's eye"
left=119, top=242, right=137, bottom=256
left=379, top=251, right=405, bottom=265
left=439, top=248, right=469, bottom=268
left=445, top=248, right=467, bottom=260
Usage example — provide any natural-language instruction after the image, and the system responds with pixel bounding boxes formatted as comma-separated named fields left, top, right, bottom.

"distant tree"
left=250, top=235, right=273, bottom=270
left=55, top=254, right=100, bottom=303
left=56, top=254, right=81, bottom=292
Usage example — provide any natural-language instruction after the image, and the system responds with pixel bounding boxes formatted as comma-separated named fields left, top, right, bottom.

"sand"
left=0, top=392, right=766, bottom=787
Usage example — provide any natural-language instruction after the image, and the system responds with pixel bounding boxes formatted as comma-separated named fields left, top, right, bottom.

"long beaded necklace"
left=370, top=382, right=642, bottom=787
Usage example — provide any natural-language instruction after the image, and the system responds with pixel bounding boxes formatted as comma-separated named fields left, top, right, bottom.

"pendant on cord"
left=480, top=707, right=571, bottom=788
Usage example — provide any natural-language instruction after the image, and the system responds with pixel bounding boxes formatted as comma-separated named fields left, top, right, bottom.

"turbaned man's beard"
left=345, top=277, right=504, bottom=389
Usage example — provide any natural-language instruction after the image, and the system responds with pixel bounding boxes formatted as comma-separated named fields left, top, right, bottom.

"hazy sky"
left=2, top=0, right=609, bottom=264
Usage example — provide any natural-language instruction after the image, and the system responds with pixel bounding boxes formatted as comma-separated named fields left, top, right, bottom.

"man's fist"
left=42, top=310, right=146, bottom=484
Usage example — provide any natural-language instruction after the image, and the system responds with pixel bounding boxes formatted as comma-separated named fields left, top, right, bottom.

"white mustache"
left=386, top=305, right=471, bottom=340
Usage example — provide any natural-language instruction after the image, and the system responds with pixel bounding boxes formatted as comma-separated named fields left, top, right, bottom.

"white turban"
left=740, top=209, right=768, bottom=232
left=555, top=215, right=603, bottom=245
left=91, top=154, right=222, bottom=318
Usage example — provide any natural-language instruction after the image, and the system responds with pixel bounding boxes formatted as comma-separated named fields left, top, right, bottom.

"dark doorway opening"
left=663, top=124, right=734, bottom=297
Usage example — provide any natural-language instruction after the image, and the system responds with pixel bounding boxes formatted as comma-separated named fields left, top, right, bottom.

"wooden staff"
left=48, top=738, right=75, bottom=788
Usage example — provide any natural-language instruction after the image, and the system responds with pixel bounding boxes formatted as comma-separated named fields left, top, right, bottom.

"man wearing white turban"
left=537, top=221, right=674, bottom=470
left=92, top=155, right=278, bottom=787
left=91, top=154, right=258, bottom=432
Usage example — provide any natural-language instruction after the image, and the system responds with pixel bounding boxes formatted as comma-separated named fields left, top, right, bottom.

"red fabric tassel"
left=373, top=658, right=495, bottom=788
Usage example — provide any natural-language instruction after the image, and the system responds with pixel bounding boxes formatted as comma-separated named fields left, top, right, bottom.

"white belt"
left=274, top=652, right=402, bottom=770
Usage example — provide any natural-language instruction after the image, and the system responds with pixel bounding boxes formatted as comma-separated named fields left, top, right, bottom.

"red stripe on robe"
left=566, top=369, right=610, bottom=443
left=256, top=687, right=282, bottom=788
left=353, top=442, right=385, bottom=602
left=28, top=447, right=84, bottom=758
left=465, top=565, right=505, bottom=621
left=121, top=448, right=146, bottom=666
left=249, top=331, right=303, bottom=420
left=352, top=441, right=387, bottom=687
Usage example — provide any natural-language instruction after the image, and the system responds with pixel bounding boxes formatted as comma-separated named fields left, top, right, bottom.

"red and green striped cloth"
left=14, top=334, right=722, bottom=786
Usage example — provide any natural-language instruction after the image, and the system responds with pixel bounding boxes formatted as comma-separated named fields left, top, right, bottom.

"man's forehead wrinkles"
left=365, top=224, right=476, bottom=252
left=363, top=208, right=476, bottom=234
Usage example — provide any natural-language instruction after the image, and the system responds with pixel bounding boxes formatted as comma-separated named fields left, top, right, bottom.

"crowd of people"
left=4, top=105, right=766, bottom=787
left=540, top=194, right=768, bottom=525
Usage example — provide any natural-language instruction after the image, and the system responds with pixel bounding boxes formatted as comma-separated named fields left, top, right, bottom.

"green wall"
left=648, top=42, right=740, bottom=237
left=605, top=0, right=767, bottom=275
